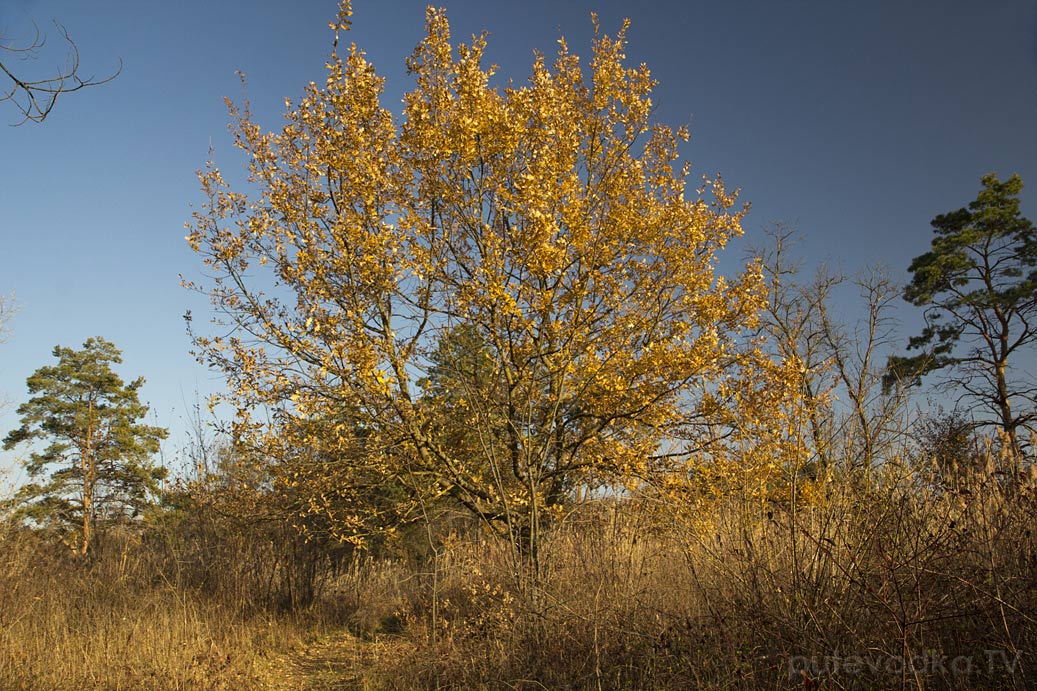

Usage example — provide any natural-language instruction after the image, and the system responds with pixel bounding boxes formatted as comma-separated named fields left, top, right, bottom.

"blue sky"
left=2, top=0, right=1036, bottom=479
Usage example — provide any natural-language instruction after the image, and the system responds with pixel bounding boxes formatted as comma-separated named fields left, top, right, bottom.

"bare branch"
left=0, top=19, right=121, bottom=124
left=0, top=292, right=16, bottom=344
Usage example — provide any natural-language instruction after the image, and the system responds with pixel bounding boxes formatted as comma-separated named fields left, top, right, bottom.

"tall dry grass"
left=1, top=446, right=1034, bottom=690
left=341, top=450, right=1037, bottom=690
left=0, top=521, right=310, bottom=691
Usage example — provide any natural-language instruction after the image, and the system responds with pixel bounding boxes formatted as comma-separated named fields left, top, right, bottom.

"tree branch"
left=0, top=19, right=121, bottom=124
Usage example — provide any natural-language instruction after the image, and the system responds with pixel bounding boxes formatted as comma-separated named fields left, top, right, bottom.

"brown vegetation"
left=2, top=441, right=1035, bottom=690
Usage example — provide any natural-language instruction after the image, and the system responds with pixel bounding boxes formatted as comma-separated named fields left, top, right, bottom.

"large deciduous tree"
left=887, top=173, right=1037, bottom=454
left=2, top=338, right=168, bottom=555
left=186, top=3, right=786, bottom=563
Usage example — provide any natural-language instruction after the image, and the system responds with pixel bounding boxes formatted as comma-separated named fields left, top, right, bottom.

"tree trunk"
left=80, top=490, right=91, bottom=557
left=996, top=360, right=1019, bottom=457
left=80, top=399, right=96, bottom=557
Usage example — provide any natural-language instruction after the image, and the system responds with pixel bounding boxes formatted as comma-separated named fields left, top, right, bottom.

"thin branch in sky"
left=0, top=19, right=122, bottom=125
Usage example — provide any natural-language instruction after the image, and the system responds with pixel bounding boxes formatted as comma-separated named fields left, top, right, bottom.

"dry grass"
left=1, top=450, right=1035, bottom=691
left=0, top=525, right=308, bottom=691
left=343, top=453, right=1037, bottom=690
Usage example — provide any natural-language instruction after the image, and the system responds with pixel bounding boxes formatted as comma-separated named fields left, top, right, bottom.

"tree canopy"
left=186, top=2, right=799, bottom=561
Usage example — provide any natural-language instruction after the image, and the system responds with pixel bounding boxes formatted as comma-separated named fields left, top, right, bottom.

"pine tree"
left=887, top=174, right=1037, bottom=453
left=3, top=337, right=168, bottom=554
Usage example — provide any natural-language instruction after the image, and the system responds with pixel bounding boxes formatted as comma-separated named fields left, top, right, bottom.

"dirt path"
left=256, top=630, right=392, bottom=691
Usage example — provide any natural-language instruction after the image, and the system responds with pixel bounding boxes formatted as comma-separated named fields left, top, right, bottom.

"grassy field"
left=2, top=453, right=1036, bottom=690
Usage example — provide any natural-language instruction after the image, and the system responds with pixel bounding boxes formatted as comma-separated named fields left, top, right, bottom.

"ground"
left=256, top=629, right=399, bottom=691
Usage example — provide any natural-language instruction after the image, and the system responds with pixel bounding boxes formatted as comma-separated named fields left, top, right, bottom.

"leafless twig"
left=0, top=19, right=121, bottom=124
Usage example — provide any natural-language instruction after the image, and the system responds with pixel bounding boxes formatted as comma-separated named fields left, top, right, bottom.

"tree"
left=1, top=19, right=121, bottom=124
left=887, top=174, right=1037, bottom=454
left=2, top=337, right=167, bottom=555
left=0, top=292, right=14, bottom=342
left=185, top=2, right=779, bottom=567
left=0, top=293, right=16, bottom=415
left=752, top=227, right=908, bottom=473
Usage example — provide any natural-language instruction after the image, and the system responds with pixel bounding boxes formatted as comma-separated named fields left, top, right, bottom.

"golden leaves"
left=184, top=5, right=797, bottom=548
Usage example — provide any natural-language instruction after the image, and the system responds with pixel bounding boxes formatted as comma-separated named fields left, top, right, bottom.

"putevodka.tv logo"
left=788, top=649, right=1022, bottom=680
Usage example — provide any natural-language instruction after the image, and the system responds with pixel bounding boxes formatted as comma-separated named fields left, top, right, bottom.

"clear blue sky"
left=2, top=0, right=1036, bottom=479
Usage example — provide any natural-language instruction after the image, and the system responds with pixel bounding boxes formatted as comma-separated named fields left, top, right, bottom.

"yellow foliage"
left=184, top=2, right=803, bottom=551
